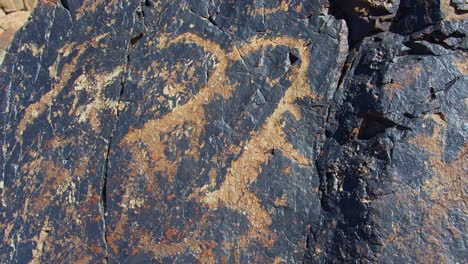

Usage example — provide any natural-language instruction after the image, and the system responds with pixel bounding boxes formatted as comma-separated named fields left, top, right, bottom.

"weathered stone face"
left=0, top=0, right=466, bottom=263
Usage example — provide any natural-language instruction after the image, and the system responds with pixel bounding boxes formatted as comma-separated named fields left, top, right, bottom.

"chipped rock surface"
left=0, top=0, right=466, bottom=263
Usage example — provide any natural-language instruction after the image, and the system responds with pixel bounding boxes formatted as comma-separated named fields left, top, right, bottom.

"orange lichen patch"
left=441, top=0, right=468, bottom=21
left=452, top=54, right=468, bottom=75
left=15, top=34, right=111, bottom=143
left=72, top=66, right=125, bottom=132
left=164, top=227, right=181, bottom=241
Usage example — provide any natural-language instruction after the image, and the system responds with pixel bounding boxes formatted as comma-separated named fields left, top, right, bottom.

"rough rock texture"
left=0, top=0, right=466, bottom=263
left=0, top=0, right=37, bottom=64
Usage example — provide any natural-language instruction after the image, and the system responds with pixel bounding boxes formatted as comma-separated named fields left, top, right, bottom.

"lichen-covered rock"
left=0, top=0, right=466, bottom=263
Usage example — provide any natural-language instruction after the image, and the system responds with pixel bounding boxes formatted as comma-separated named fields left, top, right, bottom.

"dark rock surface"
left=0, top=0, right=466, bottom=263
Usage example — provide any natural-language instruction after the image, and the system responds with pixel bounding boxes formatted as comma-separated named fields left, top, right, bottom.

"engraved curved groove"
left=109, top=33, right=232, bottom=254
left=120, top=33, right=231, bottom=185
left=200, top=36, right=314, bottom=249
left=15, top=34, right=111, bottom=143
left=15, top=48, right=86, bottom=142
left=115, top=33, right=315, bottom=256
left=136, top=220, right=217, bottom=262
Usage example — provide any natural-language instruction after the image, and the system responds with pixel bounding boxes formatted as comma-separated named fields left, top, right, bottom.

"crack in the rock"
left=100, top=138, right=111, bottom=264
left=188, top=7, right=229, bottom=37
left=131, top=33, right=144, bottom=46
left=308, top=4, right=403, bottom=261
left=100, top=7, right=145, bottom=259
left=357, top=112, right=412, bottom=140
left=135, top=0, right=148, bottom=27
left=336, top=49, right=356, bottom=90
left=59, top=0, right=70, bottom=12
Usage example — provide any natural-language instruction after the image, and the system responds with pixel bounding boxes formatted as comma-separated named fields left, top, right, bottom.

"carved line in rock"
left=114, top=32, right=314, bottom=257
left=5, top=33, right=124, bottom=261
left=15, top=33, right=112, bottom=143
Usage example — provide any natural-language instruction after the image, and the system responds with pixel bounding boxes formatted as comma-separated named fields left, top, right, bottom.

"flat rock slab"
left=0, top=0, right=466, bottom=263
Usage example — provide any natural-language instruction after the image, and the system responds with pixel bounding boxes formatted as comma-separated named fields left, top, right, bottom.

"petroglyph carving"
left=116, top=32, right=315, bottom=255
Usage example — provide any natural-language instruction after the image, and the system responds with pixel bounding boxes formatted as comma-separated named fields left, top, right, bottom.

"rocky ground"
left=0, top=0, right=37, bottom=64
left=0, top=0, right=466, bottom=263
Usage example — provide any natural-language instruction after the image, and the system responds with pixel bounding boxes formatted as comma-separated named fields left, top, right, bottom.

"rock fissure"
left=59, top=0, right=70, bottom=12
left=100, top=9, right=146, bottom=260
